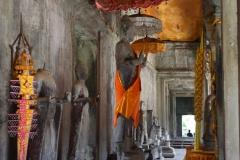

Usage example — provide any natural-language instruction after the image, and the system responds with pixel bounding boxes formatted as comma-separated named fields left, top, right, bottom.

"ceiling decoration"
left=141, top=0, right=202, bottom=41
left=95, top=0, right=165, bottom=12
left=131, top=37, right=166, bottom=54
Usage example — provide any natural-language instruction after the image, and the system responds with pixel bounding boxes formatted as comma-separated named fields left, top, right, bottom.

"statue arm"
left=115, top=43, right=145, bottom=69
left=73, top=97, right=91, bottom=104
left=73, top=96, right=99, bottom=106
left=37, top=97, right=50, bottom=104
left=37, top=96, right=55, bottom=105
left=56, top=92, right=71, bottom=105
left=131, top=51, right=147, bottom=66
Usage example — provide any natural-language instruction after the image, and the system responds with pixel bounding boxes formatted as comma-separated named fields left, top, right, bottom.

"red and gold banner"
left=95, top=0, right=165, bottom=11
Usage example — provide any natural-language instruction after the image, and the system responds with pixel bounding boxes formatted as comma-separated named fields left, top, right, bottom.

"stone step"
left=170, top=139, right=194, bottom=148
left=162, top=146, right=176, bottom=158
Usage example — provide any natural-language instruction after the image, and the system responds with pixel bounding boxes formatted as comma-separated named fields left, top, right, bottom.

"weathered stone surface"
left=155, top=42, right=198, bottom=71
left=140, top=66, right=157, bottom=113
left=0, top=0, right=73, bottom=159
left=222, top=0, right=239, bottom=159
left=0, top=1, right=13, bottom=159
left=71, top=2, right=119, bottom=159
left=0, top=0, right=223, bottom=160
left=27, top=69, right=71, bottom=160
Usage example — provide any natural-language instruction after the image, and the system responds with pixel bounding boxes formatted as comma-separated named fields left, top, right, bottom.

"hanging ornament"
left=95, top=0, right=166, bottom=12
left=8, top=15, right=37, bottom=160
left=129, top=13, right=162, bottom=37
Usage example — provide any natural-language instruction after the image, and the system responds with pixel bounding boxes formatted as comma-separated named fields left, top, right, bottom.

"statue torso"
left=72, top=80, right=89, bottom=100
left=115, top=40, right=137, bottom=90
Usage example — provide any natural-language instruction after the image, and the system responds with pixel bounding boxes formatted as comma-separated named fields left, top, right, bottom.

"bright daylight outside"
left=182, top=115, right=195, bottom=137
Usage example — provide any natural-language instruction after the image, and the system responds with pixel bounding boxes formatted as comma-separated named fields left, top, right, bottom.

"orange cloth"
left=114, top=67, right=141, bottom=128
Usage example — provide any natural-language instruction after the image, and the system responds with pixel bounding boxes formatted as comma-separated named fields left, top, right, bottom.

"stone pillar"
left=169, top=91, right=174, bottom=137
left=222, top=0, right=239, bottom=159
left=147, top=110, right=153, bottom=134
left=211, top=0, right=225, bottom=159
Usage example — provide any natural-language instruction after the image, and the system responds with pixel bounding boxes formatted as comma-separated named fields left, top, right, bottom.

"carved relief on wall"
left=77, top=40, right=97, bottom=98
left=155, top=50, right=195, bottom=70
left=155, top=42, right=197, bottom=71
left=156, top=51, right=175, bottom=69
left=175, top=50, right=189, bottom=68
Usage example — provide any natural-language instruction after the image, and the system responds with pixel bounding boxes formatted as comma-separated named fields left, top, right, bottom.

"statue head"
left=119, top=15, right=135, bottom=42
left=153, top=117, right=160, bottom=126
left=140, top=101, right=146, bottom=110
left=75, top=60, right=88, bottom=81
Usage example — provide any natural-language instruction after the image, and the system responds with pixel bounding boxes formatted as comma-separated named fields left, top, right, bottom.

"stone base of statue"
left=161, top=146, right=175, bottom=158
left=204, top=141, right=215, bottom=151
left=116, top=137, right=146, bottom=160
left=144, top=145, right=164, bottom=160
left=161, top=141, right=176, bottom=158
left=160, top=129, right=175, bottom=158
left=123, top=149, right=146, bottom=160
left=125, top=137, right=146, bottom=160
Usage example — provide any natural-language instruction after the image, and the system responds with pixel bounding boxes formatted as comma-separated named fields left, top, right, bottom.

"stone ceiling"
left=76, top=0, right=202, bottom=42
left=141, top=0, right=202, bottom=41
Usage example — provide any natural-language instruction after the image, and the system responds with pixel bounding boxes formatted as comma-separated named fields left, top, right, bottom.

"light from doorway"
left=182, top=115, right=195, bottom=137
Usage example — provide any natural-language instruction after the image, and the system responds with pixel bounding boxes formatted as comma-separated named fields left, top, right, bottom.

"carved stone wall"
left=140, top=64, right=157, bottom=112
left=97, top=32, right=119, bottom=159
left=155, top=42, right=198, bottom=71
left=176, top=97, right=194, bottom=137
left=1, top=0, right=229, bottom=159
left=222, top=0, right=239, bottom=159
left=0, top=0, right=161, bottom=158
left=0, top=1, right=12, bottom=158
left=66, top=1, right=119, bottom=159
left=176, top=97, right=194, bottom=115
left=156, top=71, right=194, bottom=131
left=0, top=1, right=73, bottom=159
left=0, top=0, right=119, bottom=159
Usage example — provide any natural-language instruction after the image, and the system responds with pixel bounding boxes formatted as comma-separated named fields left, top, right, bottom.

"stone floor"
left=165, top=149, right=186, bottom=160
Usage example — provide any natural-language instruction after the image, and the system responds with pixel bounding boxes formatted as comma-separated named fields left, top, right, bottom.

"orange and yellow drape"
left=114, top=67, right=141, bottom=128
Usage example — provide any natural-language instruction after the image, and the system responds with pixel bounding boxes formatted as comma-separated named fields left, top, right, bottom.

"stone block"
left=162, top=146, right=176, bottom=158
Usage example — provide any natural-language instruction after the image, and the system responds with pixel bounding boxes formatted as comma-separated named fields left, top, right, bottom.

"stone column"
left=171, top=92, right=176, bottom=138
left=211, top=0, right=225, bottom=159
left=222, top=0, right=239, bottom=159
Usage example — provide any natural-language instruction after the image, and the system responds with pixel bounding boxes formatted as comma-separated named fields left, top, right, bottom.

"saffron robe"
left=114, top=67, right=141, bottom=128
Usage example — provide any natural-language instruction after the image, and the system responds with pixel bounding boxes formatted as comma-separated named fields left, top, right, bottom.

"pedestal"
left=184, top=145, right=217, bottom=160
